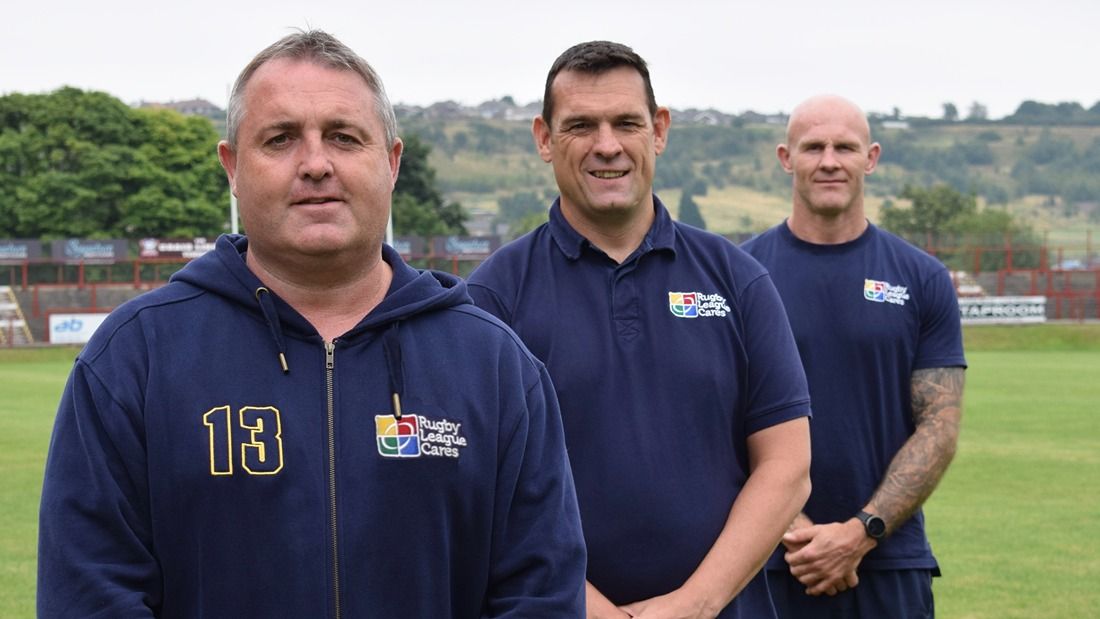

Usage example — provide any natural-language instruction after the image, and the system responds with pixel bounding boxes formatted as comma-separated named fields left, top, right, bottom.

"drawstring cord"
left=254, top=287, right=290, bottom=374
left=252, top=286, right=403, bottom=413
left=382, top=323, right=404, bottom=419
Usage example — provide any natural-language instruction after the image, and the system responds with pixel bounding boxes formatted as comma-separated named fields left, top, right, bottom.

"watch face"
left=866, top=516, right=886, bottom=538
left=859, top=511, right=886, bottom=538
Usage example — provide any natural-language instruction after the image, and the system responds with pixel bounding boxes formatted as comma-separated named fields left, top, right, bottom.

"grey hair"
left=225, top=29, right=398, bottom=148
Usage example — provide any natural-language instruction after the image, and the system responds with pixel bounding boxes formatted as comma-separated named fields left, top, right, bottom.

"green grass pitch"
left=3, top=325, right=1098, bottom=617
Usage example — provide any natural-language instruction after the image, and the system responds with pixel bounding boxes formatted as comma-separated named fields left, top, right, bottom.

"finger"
left=783, top=527, right=815, bottom=544
left=845, top=572, right=860, bottom=589
left=795, top=571, right=821, bottom=588
left=785, top=549, right=815, bottom=567
left=781, top=539, right=807, bottom=553
left=807, top=576, right=842, bottom=596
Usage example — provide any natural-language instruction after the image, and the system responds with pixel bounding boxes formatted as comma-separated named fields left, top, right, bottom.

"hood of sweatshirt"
left=169, top=234, right=471, bottom=388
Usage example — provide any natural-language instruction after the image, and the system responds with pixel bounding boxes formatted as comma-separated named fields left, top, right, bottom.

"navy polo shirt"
left=469, top=197, right=810, bottom=617
left=743, top=221, right=966, bottom=573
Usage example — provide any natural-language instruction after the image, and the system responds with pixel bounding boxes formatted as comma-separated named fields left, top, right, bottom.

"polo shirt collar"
left=547, top=195, right=678, bottom=261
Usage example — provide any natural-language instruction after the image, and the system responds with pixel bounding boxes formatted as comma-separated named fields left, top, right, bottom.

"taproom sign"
left=958, top=296, right=1046, bottom=325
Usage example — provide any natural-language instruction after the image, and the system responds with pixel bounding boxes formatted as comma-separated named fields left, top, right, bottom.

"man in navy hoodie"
left=468, top=41, right=812, bottom=618
left=38, top=30, right=585, bottom=618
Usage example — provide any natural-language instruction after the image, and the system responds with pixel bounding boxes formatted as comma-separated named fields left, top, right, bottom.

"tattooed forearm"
left=868, top=367, right=965, bottom=534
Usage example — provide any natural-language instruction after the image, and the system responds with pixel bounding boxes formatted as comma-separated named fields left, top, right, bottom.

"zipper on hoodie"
left=325, top=340, right=341, bottom=619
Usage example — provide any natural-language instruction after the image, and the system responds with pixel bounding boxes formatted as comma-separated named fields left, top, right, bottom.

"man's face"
left=218, top=58, right=401, bottom=264
left=533, top=67, right=669, bottom=224
left=778, top=102, right=880, bottom=218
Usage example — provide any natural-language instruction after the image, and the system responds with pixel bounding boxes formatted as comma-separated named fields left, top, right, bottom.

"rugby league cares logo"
left=668, top=291, right=731, bottom=318
left=375, top=413, right=467, bottom=459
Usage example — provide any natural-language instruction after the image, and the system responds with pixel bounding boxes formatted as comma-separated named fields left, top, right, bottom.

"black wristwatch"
left=856, top=510, right=887, bottom=539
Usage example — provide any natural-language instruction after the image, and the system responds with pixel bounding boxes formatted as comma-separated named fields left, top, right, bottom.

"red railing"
left=4, top=233, right=1098, bottom=341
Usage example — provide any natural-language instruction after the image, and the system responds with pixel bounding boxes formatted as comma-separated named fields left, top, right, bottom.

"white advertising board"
left=958, top=296, right=1046, bottom=325
left=49, top=313, right=110, bottom=344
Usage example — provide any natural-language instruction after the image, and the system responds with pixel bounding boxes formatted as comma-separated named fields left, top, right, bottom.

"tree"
left=882, top=184, right=976, bottom=236
left=0, top=88, right=227, bottom=239
left=678, top=187, right=707, bottom=230
left=509, top=209, right=551, bottom=238
left=495, top=191, right=548, bottom=238
left=1007, top=100, right=1091, bottom=125
left=881, top=184, right=1039, bottom=270
left=1026, top=129, right=1075, bottom=165
left=125, top=108, right=229, bottom=237
left=966, top=101, right=988, bottom=122
left=942, top=102, right=959, bottom=122
left=955, top=139, right=994, bottom=165
left=392, top=133, right=467, bottom=237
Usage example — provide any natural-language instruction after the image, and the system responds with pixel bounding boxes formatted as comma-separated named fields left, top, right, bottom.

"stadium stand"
left=0, top=286, right=34, bottom=345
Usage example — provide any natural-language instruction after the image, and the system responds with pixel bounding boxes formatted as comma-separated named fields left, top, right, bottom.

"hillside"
left=400, top=115, right=1100, bottom=252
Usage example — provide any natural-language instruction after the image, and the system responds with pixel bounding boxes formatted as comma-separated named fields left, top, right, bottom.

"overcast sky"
left=5, top=0, right=1097, bottom=120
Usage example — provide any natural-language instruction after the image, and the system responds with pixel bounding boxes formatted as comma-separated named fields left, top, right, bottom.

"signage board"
left=958, top=296, right=1046, bottom=325
left=49, top=313, right=111, bottom=344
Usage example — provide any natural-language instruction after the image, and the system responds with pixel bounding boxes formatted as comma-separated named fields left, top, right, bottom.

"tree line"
left=4, top=87, right=1091, bottom=253
left=0, top=88, right=466, bottom=241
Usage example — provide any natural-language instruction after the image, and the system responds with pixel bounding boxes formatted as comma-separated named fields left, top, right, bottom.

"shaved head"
left=777, top=94, right=881, bottom=243
left=787, top=95, right=872, bottom=147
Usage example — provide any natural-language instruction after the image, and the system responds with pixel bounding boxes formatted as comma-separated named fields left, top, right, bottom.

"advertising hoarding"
left=49, top=313, right=111, bottom=344
left=958, top=296, right=1046, bottom=325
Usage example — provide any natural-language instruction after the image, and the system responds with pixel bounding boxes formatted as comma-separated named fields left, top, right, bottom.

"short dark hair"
left=541, top=41, right=657, bottom=126
left=226, top=29, right=398, bottom=149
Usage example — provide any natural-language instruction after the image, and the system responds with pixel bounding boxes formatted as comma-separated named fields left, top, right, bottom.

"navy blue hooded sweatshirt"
left=38, top=235, right=586, bottom=618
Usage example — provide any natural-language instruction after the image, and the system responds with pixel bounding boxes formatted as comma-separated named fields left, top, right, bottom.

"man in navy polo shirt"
left=743, top=95, right=966, bottom=618
left=468, top=41, right=812, bottom=618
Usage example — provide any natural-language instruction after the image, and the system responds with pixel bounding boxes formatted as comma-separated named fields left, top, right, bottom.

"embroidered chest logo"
left=668, top=291, right=731, bottom=318
left=375, top=414, right=467, bottom=459
left=864, top=279, right=910, bottom=306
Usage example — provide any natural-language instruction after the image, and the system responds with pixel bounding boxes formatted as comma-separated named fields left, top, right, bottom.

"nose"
left=298, top=134, right=333, bottom=180
left=819, top=145, right=841, bottom=170
left=592, top=123, right=623, bottom=159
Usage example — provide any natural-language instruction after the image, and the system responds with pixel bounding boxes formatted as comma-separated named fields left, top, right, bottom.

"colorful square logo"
left=669, top=292, right=698, bottom=318
left=864, top=279, right=886, bottom=303
left=375, top=415, right=420, bottom=457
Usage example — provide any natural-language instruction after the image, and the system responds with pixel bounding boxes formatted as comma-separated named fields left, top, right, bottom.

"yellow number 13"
left=202, top=406, right=284, bottom=476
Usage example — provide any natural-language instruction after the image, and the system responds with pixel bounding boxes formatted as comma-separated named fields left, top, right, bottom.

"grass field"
left=929, top=326, right=1100, bottom=618
left=3, top=325, right=1098, bottom=617
left=1, top=346, right=78, bottom=618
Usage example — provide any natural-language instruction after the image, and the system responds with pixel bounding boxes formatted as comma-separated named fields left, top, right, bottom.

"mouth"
left=589, top=170, right=628, bottom=180
left=292, top=196, right=342, bottom=206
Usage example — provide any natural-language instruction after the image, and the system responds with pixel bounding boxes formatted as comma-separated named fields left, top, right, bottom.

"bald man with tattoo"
left=742, top=95, right=966, bottom=618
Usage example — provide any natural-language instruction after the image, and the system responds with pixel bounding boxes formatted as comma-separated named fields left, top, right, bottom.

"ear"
left=653, top=107, right=671, bottom=155
left=388, top=137, right=404, bottom=188
left=776, top=143, right=794, bottom=174
left=217, top=141, right=238, bottom=195
left=865, top=142, right=881, bottom=175
left=532, top=115, right=553, bottom=163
